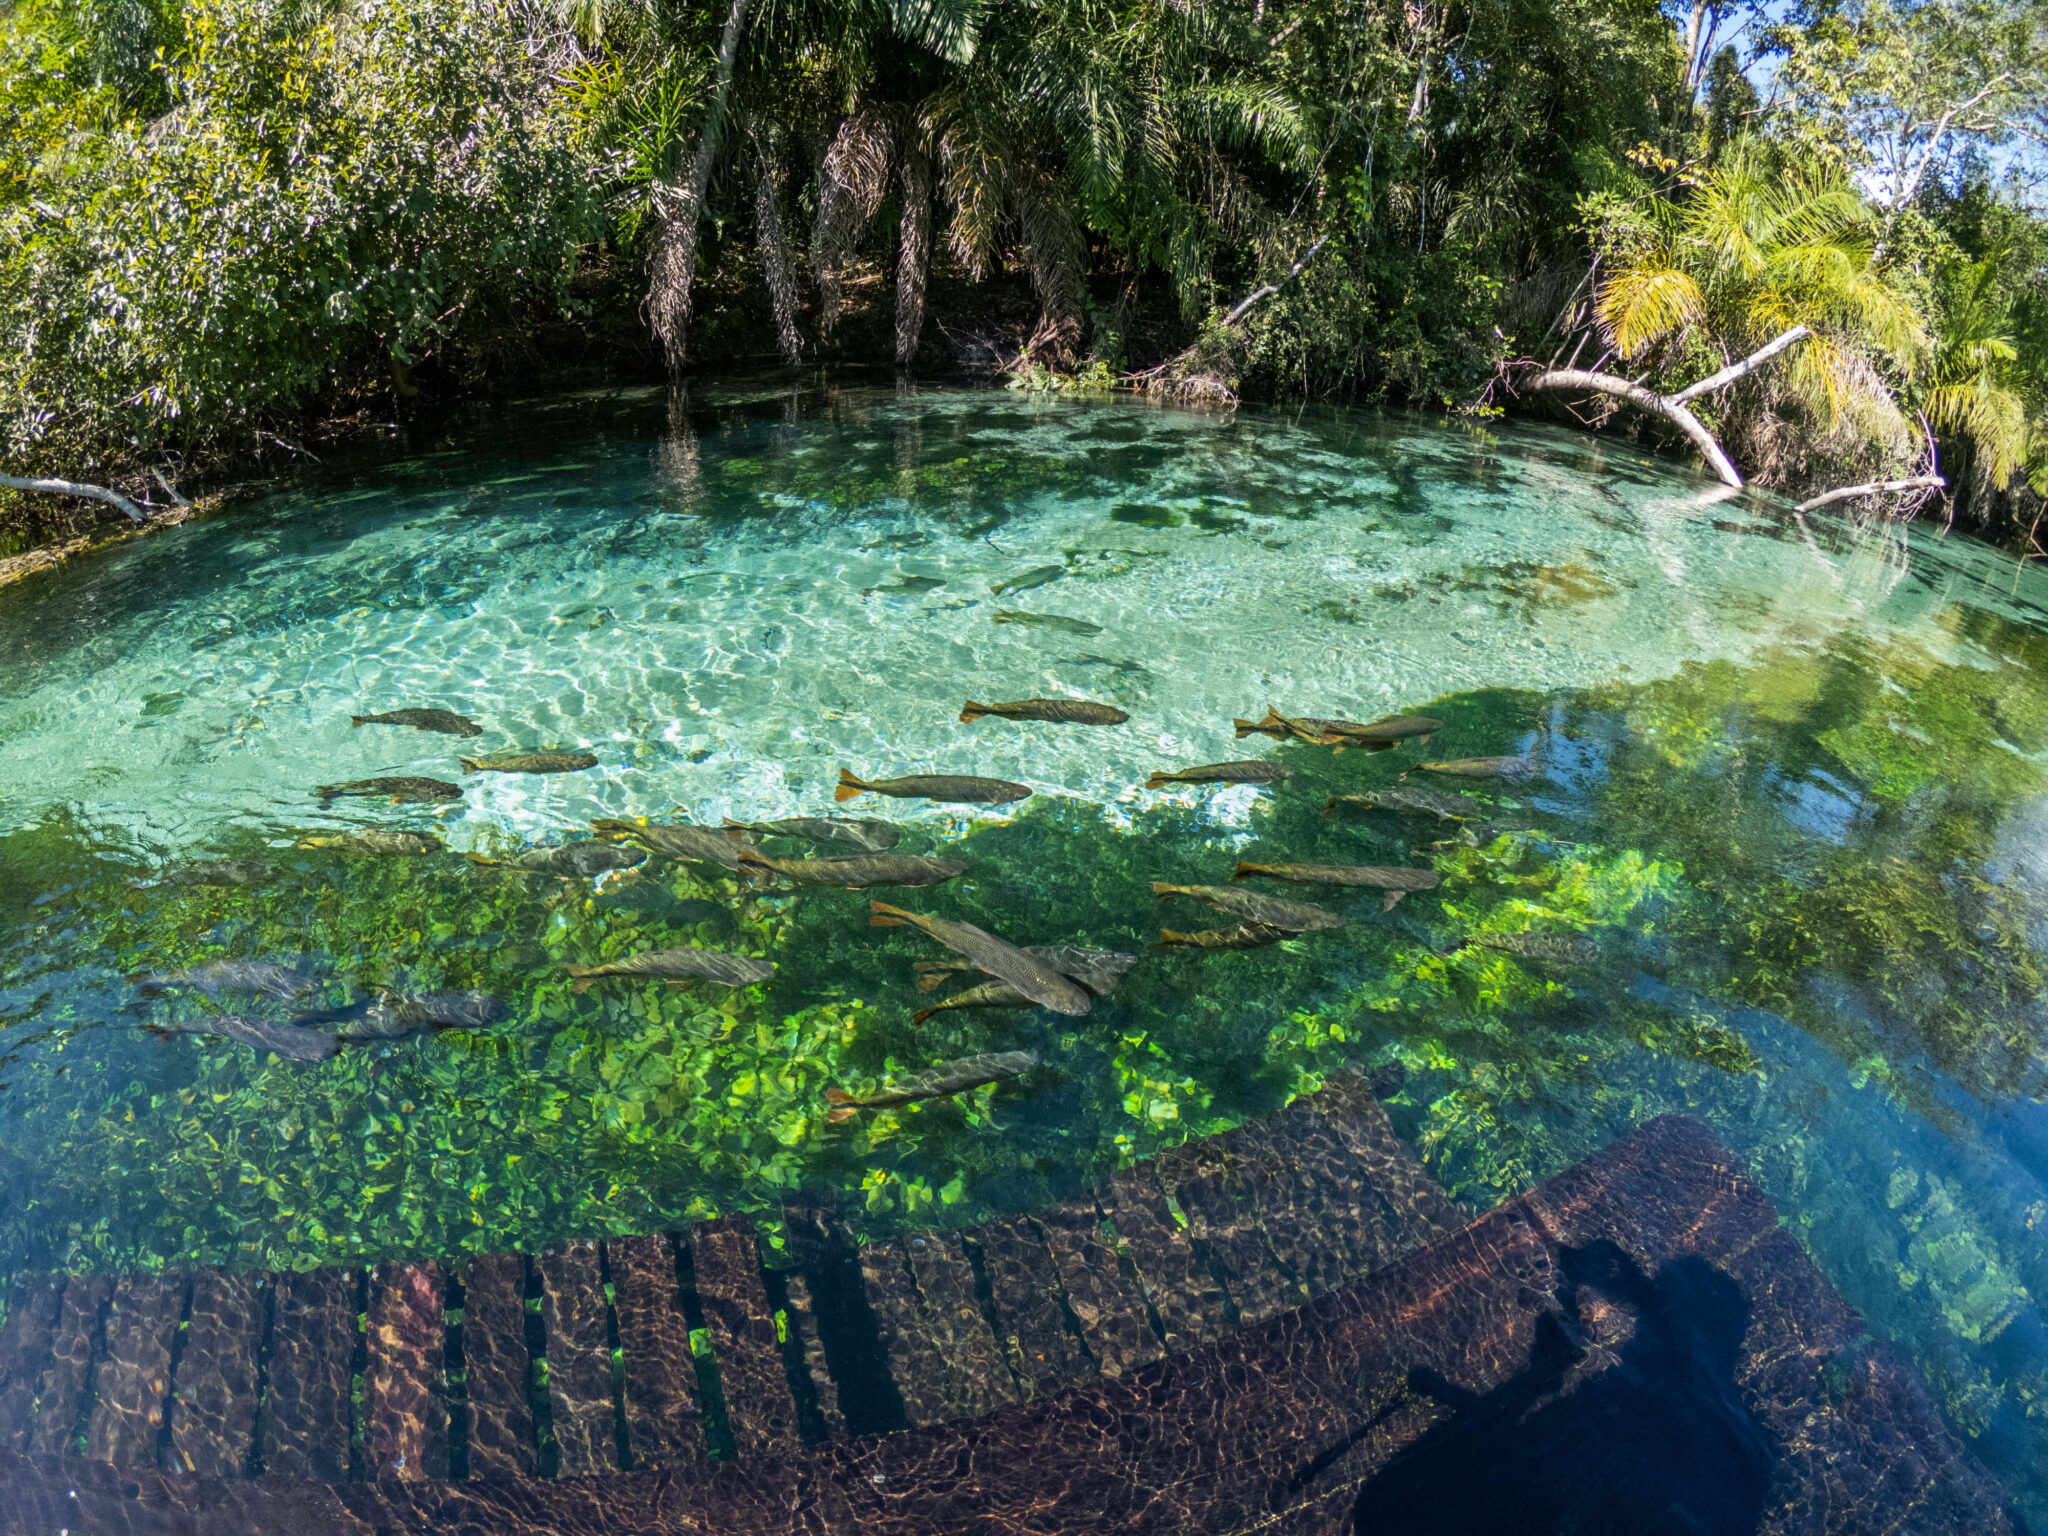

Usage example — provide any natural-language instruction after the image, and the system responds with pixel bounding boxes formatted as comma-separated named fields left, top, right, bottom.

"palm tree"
left=1917, top=256, right=2033, bottom=491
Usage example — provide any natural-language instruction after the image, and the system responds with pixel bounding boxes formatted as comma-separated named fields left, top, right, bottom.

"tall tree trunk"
left=751, top=133, right=802, bottom=366
left=895, top=141, right=932, bottom=369
left=647, top=0, right=752, bottom=372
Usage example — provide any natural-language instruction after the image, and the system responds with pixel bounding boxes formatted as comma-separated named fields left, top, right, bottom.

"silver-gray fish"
left=484, top=841, right=647, bottom=879
left=1466, top=930, right=1600, bottom=966
left=337, top=990, right=509, bottom=1041
left=1153, top=923, right=1287, bottom=952
left=172, top=859, right=271, bottom=887
left=1326, top=785, right=1489, bottom=821
left=593, top=818, right=749, bottom=869
left=1232, top=861, right=1442, bottom=911
left=912, top=979, right=1032, bottom=1026
left=990, top=565, right=1066, bottom=596
left=564, top=947, right=775, bottom=993
left=992, top=610, right=1103, bottom=637
left=316, top=776, right=464, bottom=804
left=838, top=770, right=1031, bottom=805
left=137, top=961, right=322, bottom=1002
left=738, top=850, right=965, bottom=889
left=869, top=903, right=1091, bottom=1016
left=146, top=1015, right=339, bottom=1061
left=350, top=708, right=483, bottom=737
left=722, top=816, right=900, bottom=853
left=1408, top=756, right=1537, bottom=781
left=825, top=1050, right=1038, bottom=1122
left=1152, top=882, right=1345, bottom=933
left=1145, top=760, right=1296, bottom=789
left=459, top=751, right=599, bottom=775
left=914, top=944, right=1137, bottom=997
left=959, top=698, right=1129, bottom=725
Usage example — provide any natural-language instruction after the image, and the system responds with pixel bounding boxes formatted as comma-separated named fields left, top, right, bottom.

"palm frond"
left=1596, top=262, right=1704, bottom=357
left=812, top=107, right=896, bottom=337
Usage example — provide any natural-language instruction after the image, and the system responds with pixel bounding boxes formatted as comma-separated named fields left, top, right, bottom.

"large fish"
left=137, top=961, right=322, bottom=1002
left=824, top=1050, right=1038, bottom=1123
left=350, top=708, right=483, bottom=738
left=738, top=850, right=965, bottom=889
left=1326, top=785, right=1488, bottom=821
left=1465, top=930, right=1599, bottom=966
left=459, top=751, right=599, bottom=775
left=316, top=776, right=463, bottom=804
left=911, top=979, right=1033, bottom=1026
left=593, top=818, right=750, bottom=869
left=989, top=565, right=1066, bottom=596
left=1233, top=709, right=1363, bottom=744
left=298, top=830, right=443, bottom=855
left=721, top=816, right=899, bottom=853
left=837, top=770, right=1031, bottom=805
left=1328, top=714, right=1444, bottom=751
left=960, top=698, right=1129, bottom=725
left=1232, top=861, right=1442, bottom=911
left=336, top=990, right=509, bottom=1041
left=1152, top=882, right=1345, bottom=932
left=478, top=841, right=646, bottom=879
left=992, top=610, right=1103, bottom=636
left=146, top=1015, right=339, bottom=1062
left=1153, top=923, right=1287, bottom=952
left=868, top=903, right=1091, bottom=1016
left=563, top=946, right=775, bottom=992
left=913, top=943, right=1137, bottom=997
left=1145, top=760, right=1297, bottom=790
left=1408, top=756, right=1537, bottom=782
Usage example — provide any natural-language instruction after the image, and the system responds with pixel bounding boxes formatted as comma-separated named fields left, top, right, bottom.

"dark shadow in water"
left=1350, top=1242, right=1774, bottom=1536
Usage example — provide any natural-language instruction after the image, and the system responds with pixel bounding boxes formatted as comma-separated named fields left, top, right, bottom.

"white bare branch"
left=1668, top=326, right=1813, bottom=402
left=0, top=473, right=148, bottom=522
left=1795, top=475, right=1946, bottom=513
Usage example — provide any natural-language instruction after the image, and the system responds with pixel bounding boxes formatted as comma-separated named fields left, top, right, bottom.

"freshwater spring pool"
left=1, top=379, right=2046, bottom=1517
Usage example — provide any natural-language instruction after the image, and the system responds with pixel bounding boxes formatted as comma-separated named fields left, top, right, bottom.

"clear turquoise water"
left=1, top=379, right=2045, bottom=1516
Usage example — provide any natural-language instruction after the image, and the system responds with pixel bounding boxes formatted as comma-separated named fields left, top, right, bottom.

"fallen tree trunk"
left=0, top=472, right=147, bottom=522
left=1795, top=475, right=1945, bottom=514
left=1522, top=325, right=1812, bottom=488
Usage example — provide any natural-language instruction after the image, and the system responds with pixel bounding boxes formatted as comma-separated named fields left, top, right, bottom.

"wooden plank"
left=689, top=1219, right=799, bottom=1457
left=607, top=1235, right=703, bottom=1470
left=455, top=1255, right=533, bottom=1481
left=260, top=1268, right=356, bottom=1483
left=1313, top=1067, right=1463, bottom=1246
left=778, top=1272, right=843, bottom=1440
left=967, top=1220, right=1093, bottom=1399
left=1031, top=1206, right=1163, bottom=1378
left=0, top=1273, right=63, bottom=1454
left=1274, top=1093, right=1402, bottom=1280
left=856, top=1241, right=952, bottom=1427
left=901, top=1230, right=1020, bottom=1420
left=1098, top=1170, right=1230, bottom=1351
left=167, top=1270, right=263, bottom=1478
left=535, top=1241, right=617, bottom=1477
left=1153, top=1142, right=1295, bottom=1323
left=1216, top=1121, right=1329, bottom=1306
left=363, top=1262, right=446, bottom=1482
left=29, top=1271, right=109, bottom=1457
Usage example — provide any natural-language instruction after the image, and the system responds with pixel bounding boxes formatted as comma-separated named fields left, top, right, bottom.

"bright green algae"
left=0, top=390, right=2045, bottom=1519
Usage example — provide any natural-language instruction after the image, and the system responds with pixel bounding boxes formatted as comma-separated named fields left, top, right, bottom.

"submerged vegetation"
left=1, top=0, right=2046, bottom=546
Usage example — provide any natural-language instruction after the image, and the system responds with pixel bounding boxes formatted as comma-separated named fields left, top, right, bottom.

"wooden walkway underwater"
left=0, top=1068, right=2022, bottom=1535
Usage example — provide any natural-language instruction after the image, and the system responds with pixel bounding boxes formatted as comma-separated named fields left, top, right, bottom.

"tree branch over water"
left=1521, top=326, right=1814, bottom=488
left=0, top=473, right=147, bottom=522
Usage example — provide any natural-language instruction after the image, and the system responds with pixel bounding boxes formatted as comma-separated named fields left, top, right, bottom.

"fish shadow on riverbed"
left=1346, top=1241, right=1774, bottom=1536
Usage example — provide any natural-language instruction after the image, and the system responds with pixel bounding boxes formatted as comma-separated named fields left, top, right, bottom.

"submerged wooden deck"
left=0, top=1070, right=2022, bottom=1535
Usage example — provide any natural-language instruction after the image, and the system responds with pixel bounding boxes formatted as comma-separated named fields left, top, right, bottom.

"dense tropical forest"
left=0, top=0, right=2044, bottom=552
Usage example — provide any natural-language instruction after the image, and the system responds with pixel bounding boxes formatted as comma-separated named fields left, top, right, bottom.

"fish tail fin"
left=824, top=1088, right=855, bottom=1105
left=1151, top=882, right=1180, bottom=901
left=910, top=1006, right=936, bottom=1026
left=1231, top=864, right=1259, bottom=882
left=869, top=901, right=910, bottom=928
left=458, top=758, right=480, bottom=774
left=568, top=977, right=594, bottom=995
left=350, top=716, right=367, bottom=728
left=563, top=964, right=592, bottom=979
left=140, top=1024, right=174, bottom=1041
left=835, top=769, right=867, bottom=803
left=1417, top=731, right=1434, bottom=746
left=914, top=972, right=945, bottom=994
left=959, top=701, right=988, bottom=722
left=590, top=818, right=627, bottom=837
left=465, top=853, right=503, bottom=868
left=314, top=786, right=336, bottom=801
left=1144, top=772, right=1174, bottom=789
left=825, top=1105, right=858, bottom=1125
left=1323, top=797, right=1340, bottom=818
left=1153, top=929, right=1189, bottom=949
left=1232, top=719, right=1262, bottom=738
left=1382, top=890, right=1405, bottom=913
